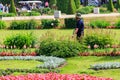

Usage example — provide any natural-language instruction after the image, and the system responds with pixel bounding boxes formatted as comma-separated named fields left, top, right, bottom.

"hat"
left=75, top=13, right=81, bottom=18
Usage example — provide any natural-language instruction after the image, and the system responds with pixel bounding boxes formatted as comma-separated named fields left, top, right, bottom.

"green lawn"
left=0, top=60, right=42, bottom=69
left=60, top=56, right=120, bottom=80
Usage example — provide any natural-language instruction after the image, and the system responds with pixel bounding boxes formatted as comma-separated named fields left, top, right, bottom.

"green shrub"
left=0, top=13, right=16, bottom=17
left=64, top=18, right=76, bottom=28
left=100, top=7, right=111, bottom=13
left=4, top=33, right=35, bottom=49
left=67, top=0, right=76, bottom=14
left=74, top=0, right=80, bottom=9
left=56, top=0, right=69, bottom=13
left=0, top=21, right=7, bottom=29
left=89, top=20, right=110, bottom=28
left=49, top=0, right=56, bottom=7
left=9, top=0, right=17, bottom=15
left=19, top=11, right=40, bottom=16
left=114, top=19, right=120, bottom=28
left=76, top=6, right=94, bottom=14
left=107, top=0, right=114, bottom=12
left=10, top=20, right=38, bottom=30
left=36, top=40, right=85, bottom=58
left=41, top=19, right=59, bottom=29
left=84, top=33, right=113, bottom=49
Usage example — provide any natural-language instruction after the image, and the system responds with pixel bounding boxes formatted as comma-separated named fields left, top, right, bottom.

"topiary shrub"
left=0, top=21, right=7, bottom=29
left=76, top=6, right=94, bottom=14
left=89, top=20, right=110, bottom=28
left=64, top=18, right=76, bottom=28
left=107, top=0, right=114, bottom=12
left=4, top=33, right=35, bottom=49
left=41, top=19, right=59, bottom=29
left=36, top=40, right=85, bottom=58
left=74, top=0, right=80, bottom=9
left=10, top=20, right=38, bottom=30
left=56, top=0, right=69, bottom=13
left=67, top=0, right=76, bottom=14
left=9, top=0, right=17, bottom=15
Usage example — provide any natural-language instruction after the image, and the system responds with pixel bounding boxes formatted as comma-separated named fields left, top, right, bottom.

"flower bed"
left=91, top=62, right=120, bottom=70
left=0, top=73, right=112, bottom=80
left=0, top=52, right=36, bottom=56
left=0, top=56, right=66, bottom=69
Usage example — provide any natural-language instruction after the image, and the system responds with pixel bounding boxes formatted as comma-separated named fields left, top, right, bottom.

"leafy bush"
left=89, top=20, right=110, bottom=28
left=107, top=0, right=114, bottom=12
left=91, top=62, right=120, bottom=70
left=19, top=11, right=40, bottom=16
left=41, top=19, right=59, bottom=29
left=76, top=6, right=94, bottom=14
left=0, top=13, right=16, bottom=17
left=10, top=20, right=38, bottom=30
left=0, top=21, right=7, bottom=29
left=100, top=7, right=111, bottom=13
left=64, top=18, right=76, bottom=28
left=114, top=19, right=120, bottom=28
left=84, top=32, right=113, bottom=49
left=36, top=40, right=85, bottom=58
left=4, top=33, right=35, bottom=49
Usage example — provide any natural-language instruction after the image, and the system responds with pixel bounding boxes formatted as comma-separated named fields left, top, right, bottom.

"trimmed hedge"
left=64, top=18, right=76, bottom=28
left=10, top=20, right=38, bottom=30
left=41, top=19, right=59, bottom=29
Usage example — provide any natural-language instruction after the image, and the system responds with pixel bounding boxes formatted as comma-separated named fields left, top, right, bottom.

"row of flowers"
left=0, top=52, right=36, bottom=56
left=0, top=73, right=112, bottom=80
left=0, top=56, right=66, bottom=69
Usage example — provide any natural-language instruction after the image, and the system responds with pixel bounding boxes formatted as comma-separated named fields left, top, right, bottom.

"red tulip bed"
left=0, top=73, right=112, bottom=80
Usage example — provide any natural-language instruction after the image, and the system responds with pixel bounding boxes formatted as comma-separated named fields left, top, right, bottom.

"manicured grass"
left=60, top=56, right=120, bottom=80
left=0, top=60, right=42, bottom=69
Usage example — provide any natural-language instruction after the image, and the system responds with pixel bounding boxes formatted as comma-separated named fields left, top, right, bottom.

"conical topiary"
left=56, top=0, right=69, bottom=13
left=107, top=0, right=114, bottom=12
left=74, top=0, right=80, bottom=9
left=116, top=0, right=120, bottom=10
left=9, top=0, right=17, bottom=15
left=67, top=0, right=76, bottom=14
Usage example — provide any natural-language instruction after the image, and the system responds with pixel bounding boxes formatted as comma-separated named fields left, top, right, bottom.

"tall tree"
left=9, top=0, right=17, bottom=15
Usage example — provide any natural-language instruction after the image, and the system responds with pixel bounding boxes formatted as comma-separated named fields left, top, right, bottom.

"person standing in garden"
left=73, top=13, right=84, bottom=42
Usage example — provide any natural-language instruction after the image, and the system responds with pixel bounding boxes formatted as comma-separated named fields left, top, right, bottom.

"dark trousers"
left=77, top=31, right=84, bottom=42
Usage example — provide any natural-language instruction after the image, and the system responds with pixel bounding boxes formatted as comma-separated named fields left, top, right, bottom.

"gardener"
left=73, top=13, right=84, bottom=42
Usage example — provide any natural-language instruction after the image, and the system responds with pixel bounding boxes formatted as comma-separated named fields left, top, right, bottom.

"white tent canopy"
left=18, top=1, right=42, bottom=4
